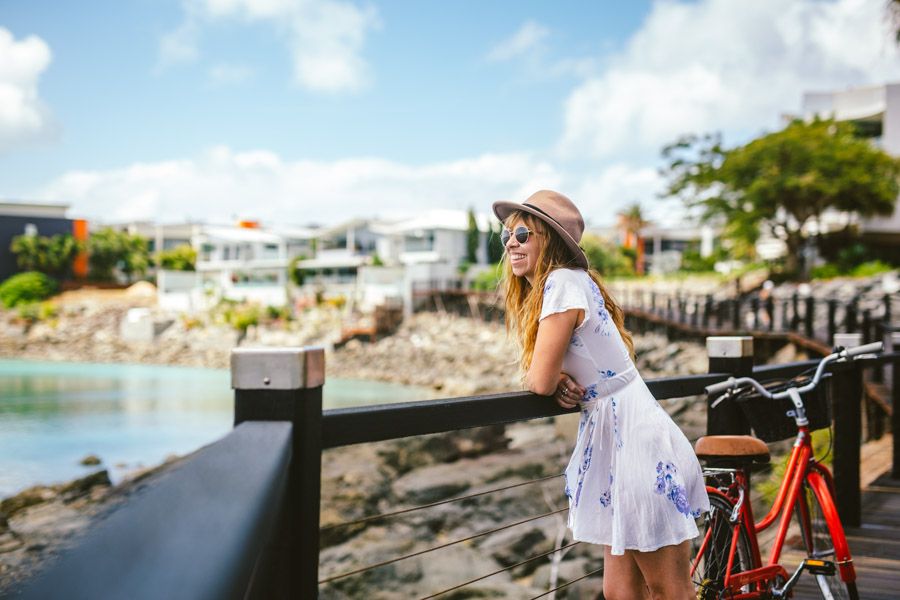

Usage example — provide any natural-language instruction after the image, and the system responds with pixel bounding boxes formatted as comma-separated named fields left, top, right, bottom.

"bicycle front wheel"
left=795, top=480, right=859, bottom=600
left=693, top=491, right=755, bottom=599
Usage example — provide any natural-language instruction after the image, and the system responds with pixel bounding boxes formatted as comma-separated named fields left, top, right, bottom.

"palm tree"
left=617, top=203, right=650, bottom=275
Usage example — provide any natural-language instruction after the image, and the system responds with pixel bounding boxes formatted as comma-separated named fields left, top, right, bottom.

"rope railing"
left=529, top=566, right=605, bottom=599
left=417, top=541, right=583, bottom=600
left=318, top=506, right=569, bottom=585
left=320, top=472, right=564, bottom=532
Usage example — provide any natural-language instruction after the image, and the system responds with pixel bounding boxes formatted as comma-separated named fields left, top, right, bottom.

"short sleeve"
left=539, top=269, right=591, bottom=328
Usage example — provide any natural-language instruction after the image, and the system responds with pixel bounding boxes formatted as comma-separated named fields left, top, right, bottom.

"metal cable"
left=318, top=506, right=569, bottom=584
left=417, top=541, right=582, bottom=600
left=528, top=566, right=604, bottom=599
left=320, top=472, right=563, bottom=531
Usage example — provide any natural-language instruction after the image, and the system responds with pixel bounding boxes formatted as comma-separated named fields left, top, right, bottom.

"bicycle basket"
left=733, top=373, right=831, bottom=443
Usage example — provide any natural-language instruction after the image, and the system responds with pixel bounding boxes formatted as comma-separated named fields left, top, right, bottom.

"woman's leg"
left=630, top=540, right=694, bottom=600
left=602, top=545, right=651, bottom=600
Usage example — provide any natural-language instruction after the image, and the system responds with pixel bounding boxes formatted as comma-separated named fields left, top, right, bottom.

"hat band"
left=522, top=202, right=575, bottom=240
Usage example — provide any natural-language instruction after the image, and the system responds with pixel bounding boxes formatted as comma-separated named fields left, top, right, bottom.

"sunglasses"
left=500, top=226, right=537, bottom=246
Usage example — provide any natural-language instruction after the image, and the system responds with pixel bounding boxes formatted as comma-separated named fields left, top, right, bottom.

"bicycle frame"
left=693, top=424, right=856, bottom=597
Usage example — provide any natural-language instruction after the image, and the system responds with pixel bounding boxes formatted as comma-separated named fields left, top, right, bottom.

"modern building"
left=0, top=201, right=88, bottom=282
left=801, top=82, right=900, bottom=245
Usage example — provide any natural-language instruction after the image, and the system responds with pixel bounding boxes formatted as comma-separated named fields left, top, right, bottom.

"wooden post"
left=706, top=336, right=753, bottom=436
left=791, top=293, right=800, bottom=330
left=232, top=347, right=325, bottom=599
left=731, top=299, right=741, bottom=331
left=751, top=297, right=760, bottom=330
left=827, top=300, right=837, bottom=344
left=765, top=296, right=775, bottom=332
left=804, top=296, right=815, bottom=340
left=703, top=295, right=712, bottom=329
left=846, top=298, right=858, bottom=333
left=781, top=299, right=790, bottom=331
left=831, top=334, right=862, bottom=526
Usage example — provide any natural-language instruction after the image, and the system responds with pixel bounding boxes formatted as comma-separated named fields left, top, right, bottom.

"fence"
left=14, top=341, right=900, bottom=599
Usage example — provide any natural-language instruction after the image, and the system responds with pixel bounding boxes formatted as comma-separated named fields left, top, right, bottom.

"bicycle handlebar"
left=704, top=341, right=883, bottom=400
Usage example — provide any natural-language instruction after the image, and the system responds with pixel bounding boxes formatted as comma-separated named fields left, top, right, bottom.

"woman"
left=493, top=190, right=708, bottom=600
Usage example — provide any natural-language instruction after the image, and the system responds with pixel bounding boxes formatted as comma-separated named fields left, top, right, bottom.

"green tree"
left=487, top=221, right=505, bottom=264
left=156, top=244, right=197, bottom=271
left=662, top=118, right=900, bottom=275
left=466, top=208, right=480, bottom=264
left=581, top=233, right=634, bottom=278
left=10, top=233, right=81, bottom=279
left=0, top=272, right=57, bottom=308
left=88, top=228, right=151, bottom=282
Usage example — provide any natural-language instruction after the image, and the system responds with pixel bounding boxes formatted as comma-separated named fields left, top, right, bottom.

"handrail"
left=13, top=422, right=293, bottom=600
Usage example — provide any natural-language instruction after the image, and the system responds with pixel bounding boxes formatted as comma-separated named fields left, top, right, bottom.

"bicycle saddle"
left=694, top=435, right=770, bottom=465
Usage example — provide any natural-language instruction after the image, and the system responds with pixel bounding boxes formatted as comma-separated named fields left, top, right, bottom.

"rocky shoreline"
left=0, top=288, right=714, bottom=596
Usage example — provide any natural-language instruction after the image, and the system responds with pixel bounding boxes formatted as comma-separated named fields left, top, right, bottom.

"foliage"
left=370, top=253, right=384, bottom=267
left=466, top=208, right=479, bottom=264
left=265, top=304, right=292, bottom=321
left=487, top=222, right=505, bottom=264
left=88, top=228, right=151, bottom=282
left=0, top=272, right=58, bottom=308
left=580, top=234, right=635, bottom=278
left=10, top=233, right=81, bottom=278
left=662, top=118, right=900, bottom=275
left=16, top=301, right=57, bottom=325
left=472, top=264, right=502, bottom=291
left=288, top=255, right=308, bottom=286
left=156, top=245, right=197, bottom=271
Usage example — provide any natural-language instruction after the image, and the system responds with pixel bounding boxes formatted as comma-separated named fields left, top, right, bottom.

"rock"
left=0, top=487, right=57, bottom=518
left=79, top=454, right=101, bottom=466
left=58, top=470, right=111, bottom=499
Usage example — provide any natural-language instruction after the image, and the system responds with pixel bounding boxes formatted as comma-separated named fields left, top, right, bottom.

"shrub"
left=0, top=272, right=58, bottom=308
left=472, top=265, right=502, bottom=291
left=850, top=260, right=894, bottom=278
left=156, top=245, right=197, bottom=271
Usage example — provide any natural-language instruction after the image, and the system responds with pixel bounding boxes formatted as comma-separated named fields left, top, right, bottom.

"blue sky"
left=2, top=0, right=900, bottom=227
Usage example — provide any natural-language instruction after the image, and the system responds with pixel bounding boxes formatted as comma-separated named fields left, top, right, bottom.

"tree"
left=581, top=233, right=634, bottom=278
left=616, top=203, right=650, bottom=275
left=156, top=244, right=197, bottom=271
left=466, top=208, right=480, bottom=264
left=88, top=228, right=151, bottom=282
left=487, top=221, right=505, bottom=264
left=662, top=118, right=900, bottom=275
left=10, top=233, right=81, bottom=279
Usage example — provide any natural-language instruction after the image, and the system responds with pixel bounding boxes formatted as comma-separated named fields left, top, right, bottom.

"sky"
left=2, top=0, right=900, bottom=228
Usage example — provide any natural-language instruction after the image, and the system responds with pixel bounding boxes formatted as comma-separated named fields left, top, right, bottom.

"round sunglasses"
left=500, top=226, right=537, bottom=246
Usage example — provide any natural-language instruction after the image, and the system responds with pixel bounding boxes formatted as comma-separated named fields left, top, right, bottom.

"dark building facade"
left=0, top=203, right=77, bottom=282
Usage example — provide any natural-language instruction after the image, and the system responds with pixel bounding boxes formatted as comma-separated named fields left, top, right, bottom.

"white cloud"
left=487, top=20, right=550, bottom=62
left=0, top=28, right=55, bottom=153
left=161, top=0, right=380, bottom=92
left=39, top=146, right=565, bottom=225
left=558, top=0, right=900, bottom=160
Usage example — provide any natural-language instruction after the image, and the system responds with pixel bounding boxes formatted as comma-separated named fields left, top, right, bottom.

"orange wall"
left=72, top=219, right=88, bottom=278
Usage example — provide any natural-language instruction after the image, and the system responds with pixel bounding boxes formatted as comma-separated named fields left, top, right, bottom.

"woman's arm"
left=525, top=307, right=585, bottom=398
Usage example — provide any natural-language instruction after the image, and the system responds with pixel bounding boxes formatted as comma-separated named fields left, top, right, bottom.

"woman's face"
left=505, top=217, right=543, bottom=283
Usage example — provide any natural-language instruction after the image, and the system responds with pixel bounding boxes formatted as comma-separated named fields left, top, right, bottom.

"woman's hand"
left=554, top=373, right=585, bottom=410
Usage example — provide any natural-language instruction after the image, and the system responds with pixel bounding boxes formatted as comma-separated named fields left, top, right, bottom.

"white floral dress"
left=541, top=268, right=709, bottom=555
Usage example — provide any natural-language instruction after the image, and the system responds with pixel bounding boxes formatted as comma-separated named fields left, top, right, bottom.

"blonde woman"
left=493, top=190, right=708, bottom=600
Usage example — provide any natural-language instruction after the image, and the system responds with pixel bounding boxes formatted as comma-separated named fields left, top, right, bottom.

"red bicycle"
left=691, top=341, right=882, bottom=599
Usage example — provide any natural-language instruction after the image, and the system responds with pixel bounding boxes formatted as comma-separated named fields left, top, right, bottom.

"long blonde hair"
left=501, top=210, right=634, bottom=373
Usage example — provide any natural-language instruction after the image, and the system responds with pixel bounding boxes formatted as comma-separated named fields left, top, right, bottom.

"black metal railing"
left=12, top=343, right=899, bottom=599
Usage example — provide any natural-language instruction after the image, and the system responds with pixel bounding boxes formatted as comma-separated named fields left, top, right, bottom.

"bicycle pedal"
left=803, top=558, right=836, bottom=576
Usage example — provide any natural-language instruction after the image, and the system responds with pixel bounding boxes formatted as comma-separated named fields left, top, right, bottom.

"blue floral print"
left=611, top=397, right=623, bottom=449
left=599, top=369, right=616, bottom=380
left=543, top=279, right=555, bottom=296
left=570, top=334, right=584, bottom=348
left=589, top=281, right=612, bottom=336
left=654, top=461, right=692, bottom=517
left=582, top=384, right=599, bottom=402
left=574, top=414, right=597, bottom=507
left=599, top=472, right=613, bottom=508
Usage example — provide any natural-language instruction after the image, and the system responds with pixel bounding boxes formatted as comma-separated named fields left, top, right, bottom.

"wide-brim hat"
left=492, top=189, right=589, bottom=269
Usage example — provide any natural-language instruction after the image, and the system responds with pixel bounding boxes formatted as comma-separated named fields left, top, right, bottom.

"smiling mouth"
left=510, top=253, right=526, bottom=261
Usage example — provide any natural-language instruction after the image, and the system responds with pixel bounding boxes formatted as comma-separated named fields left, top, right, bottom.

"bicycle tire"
left=693, top=492, right=755, bottom=599
left=795, top=480, right=860, bottom=600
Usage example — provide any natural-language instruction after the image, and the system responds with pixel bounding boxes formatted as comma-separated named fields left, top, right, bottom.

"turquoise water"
left=0, top=359, right=433, bottom=497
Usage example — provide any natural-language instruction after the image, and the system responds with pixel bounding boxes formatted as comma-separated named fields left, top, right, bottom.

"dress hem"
left=570, top=530, right=701, bottom=556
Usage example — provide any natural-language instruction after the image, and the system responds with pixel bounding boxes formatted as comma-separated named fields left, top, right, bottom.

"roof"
left=373, top=210, right=493, bottom=235
left=199, top=226, right=283, bottom=244
left=0, top=201, right=70, bottom=218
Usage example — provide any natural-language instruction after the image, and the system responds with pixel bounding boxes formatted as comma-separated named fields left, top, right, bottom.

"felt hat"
left=492, top=189, right=589, bottom=269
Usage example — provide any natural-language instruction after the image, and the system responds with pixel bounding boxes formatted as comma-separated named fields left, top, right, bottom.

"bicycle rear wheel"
left=795, top=480, right=859, bottom=600
left=693, top=492, right=755, bottom=599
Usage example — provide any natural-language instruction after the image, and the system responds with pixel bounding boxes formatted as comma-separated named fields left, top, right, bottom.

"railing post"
left=831, top=333, right=862, bottom=527
left=827, top=299, right=837, bottom=343
left=804, top=296, right=815, bottom=339
left=232, top=347, right=325, bottom=599
left=706, top=336, right=753, bottom=436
